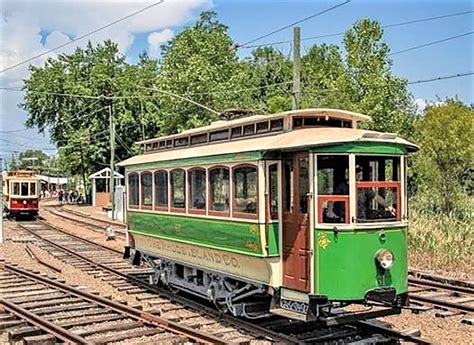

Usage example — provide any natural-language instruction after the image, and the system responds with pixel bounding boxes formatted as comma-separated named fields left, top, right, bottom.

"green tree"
left=155, top=11, right=239, bottom=133
left=242, top=46, right=292, bottom=113
left=414, top=101, right=474, bottom=214
left=18, top=150, right=49, bottom=173
left=301, top=43, right=349, bottom=109
left=342, top=19, right=415, bottom=137
left=22, top=41, right=160, bottom=177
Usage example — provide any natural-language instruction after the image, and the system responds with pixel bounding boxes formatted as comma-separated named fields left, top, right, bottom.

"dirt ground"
left=1, top=208, right=472, bottom=344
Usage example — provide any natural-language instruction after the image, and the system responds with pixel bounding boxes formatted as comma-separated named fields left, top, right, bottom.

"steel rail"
left=409, top=277, right=474, bottom=295
left=356, top=321, right=433, bottom=345
left=409, top=270, right=474, bottom=289
left=47, top=205, right=126, bottom=229
left=1, top=262, right=226, bottom=345
left=15, top=220, right=437, bottom=344
left=409, top=294, right=474, bottom=313
left=0, top=298, right=89, bottom=344
left=33, top=218, right=123, bottom=255
left=48, top=209, right=126, bottom=237
left=15, top=220, right=301, bottom=343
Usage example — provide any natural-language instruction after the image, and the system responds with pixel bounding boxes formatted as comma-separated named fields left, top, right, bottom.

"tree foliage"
left=21, top=13, right=442, bottom=205
left=413, top=101, right=474, bottom=215
left=22, top=41, right=160, bottom=177
left=18, top=150, right=50, bottom=173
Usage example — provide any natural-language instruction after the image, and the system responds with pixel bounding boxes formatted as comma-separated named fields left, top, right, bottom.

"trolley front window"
left=21, top=182, right=28, bottom=196
left=355, top=156, right=401, bottom=222
left=30, top=182, right=36, bottom=196
left=12, top=182, right=20, bottom=195
left=317, top=155, right=349, bottom=224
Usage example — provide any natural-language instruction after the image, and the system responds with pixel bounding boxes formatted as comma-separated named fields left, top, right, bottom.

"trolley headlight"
left=23, top=200, right=27, bottom=205
left=376, top=249, right=394, bottom=270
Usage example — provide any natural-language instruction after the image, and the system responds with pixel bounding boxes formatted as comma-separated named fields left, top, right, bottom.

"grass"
left=408, top=206, right=473, bottom=277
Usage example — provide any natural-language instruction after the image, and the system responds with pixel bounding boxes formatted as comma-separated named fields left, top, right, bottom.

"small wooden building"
left=89, top=168, right=124, bottom=207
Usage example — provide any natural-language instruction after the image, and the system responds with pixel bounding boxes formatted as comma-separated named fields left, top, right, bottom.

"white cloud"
left=413, top=98, right=427, bottom=115
left=0, top=0, right=212, bottom=156
left=147, top=29, right=174, bottom=57
left=413, top=98, right=446, bottom=115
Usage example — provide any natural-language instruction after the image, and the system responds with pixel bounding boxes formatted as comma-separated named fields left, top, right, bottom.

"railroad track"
left=9, top=219, right=433, bottom=344
left=44, top=205, right=127, bottom=238
left=0, top=263, right=228, bottom=344
left=50, top=206, right=474, bottom=321
left=408, top=271, right=474, bottom=319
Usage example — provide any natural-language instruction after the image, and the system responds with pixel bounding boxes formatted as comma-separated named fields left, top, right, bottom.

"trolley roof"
left=118, top=127, right=418, bottom=168
left=136, top=108, right=371, bottom=145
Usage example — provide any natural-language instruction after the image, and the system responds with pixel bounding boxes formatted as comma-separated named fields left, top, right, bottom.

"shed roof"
left=89, top=167, right=124, bottom=179
left=118, top=127, right=418, bottom=168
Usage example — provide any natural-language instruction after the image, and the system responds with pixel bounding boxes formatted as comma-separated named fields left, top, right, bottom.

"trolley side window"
left=128, top=173, right=139, bottom=207
left=317, top=155, right=349, bottom=224
left=154, top=171, right=168, bottom=210
left=170, top=169, right=186, bottom=210
left=233, top=165, right=257, bottom=216
left=209, top=167, right=230, bottom=215
left=30, top=182, right=37, bottom=196
left=140, top=172, right=153, bottom=208
left=189, top=168, right=206, bottom=212
left=268, top=163, right=279, bottom=219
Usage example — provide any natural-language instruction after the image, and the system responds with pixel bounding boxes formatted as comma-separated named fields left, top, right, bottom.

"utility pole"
left=109, top=105, right=116, bottom=220
left=292, top=26, right=301, bottom=110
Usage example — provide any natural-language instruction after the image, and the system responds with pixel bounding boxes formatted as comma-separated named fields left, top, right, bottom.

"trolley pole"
left=109, top=105, right=116, bottom=221
left=292, top=26, right=301, bottom=110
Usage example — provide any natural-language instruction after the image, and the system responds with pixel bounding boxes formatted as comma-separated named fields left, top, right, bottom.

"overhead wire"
left=389, top=31, right=473, bottom=56
left=0, top=0, right=166, bottom=74
left=407, top=72, right=473, bottom=85
left=240, top=9, right=474, bottom=49
left=236, top=0, right=351, bottom=48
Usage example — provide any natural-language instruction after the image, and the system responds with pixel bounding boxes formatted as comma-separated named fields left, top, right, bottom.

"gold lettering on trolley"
left=246, top=240, right=259, bottom=252
left=174, top=224, right=181, bottom=234
left=144, top=239, right=241, bottom=269
left=249, top=225, right=258, bottom=235
left=318, top=233, right=331, bottom=249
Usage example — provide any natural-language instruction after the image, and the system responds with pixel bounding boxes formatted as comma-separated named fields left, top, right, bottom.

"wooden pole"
left=292, top=26, right=301, bottom=110
left=109, top=105, right=116, bottom=220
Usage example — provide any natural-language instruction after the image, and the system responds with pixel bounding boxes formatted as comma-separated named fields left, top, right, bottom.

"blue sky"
left=126, top=0, right=473, bottom=103
left=0, top=0, right=472, bottom=162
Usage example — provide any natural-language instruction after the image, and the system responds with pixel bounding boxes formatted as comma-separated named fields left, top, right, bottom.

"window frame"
left=140, top=171, right=153, bottom=210
left=354, top=154, right=402, bottom=223
left=232, top=164, right=259, bottom=220
left=316, top=154, right=351, bottom=225
left=170, top=168, right=186, bottom=213
left=188, top=167, right=207, bottom=215
left=355, top=181, right=401, bottom=222
left=154, top=170, right=169, bottom=212
left=128, top=172, right=140, bottom=209
left=208, top=165, right=231, bottom=217
left=267, top=162, right=280, bottom=220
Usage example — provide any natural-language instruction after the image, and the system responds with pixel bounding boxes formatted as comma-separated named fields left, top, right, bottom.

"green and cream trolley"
left=119, top=108, right=418, bottom=322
